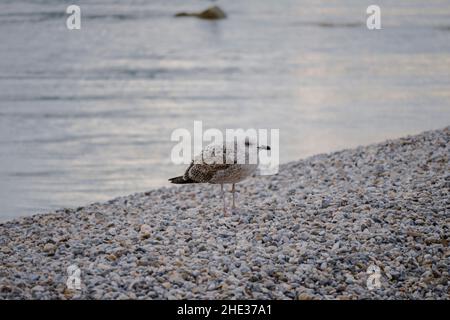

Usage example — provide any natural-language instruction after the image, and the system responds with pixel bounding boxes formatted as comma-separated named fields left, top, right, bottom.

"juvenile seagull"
left=169, top=139, right=270, bottom=215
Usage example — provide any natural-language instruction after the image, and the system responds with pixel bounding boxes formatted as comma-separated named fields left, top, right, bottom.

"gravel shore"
left=1, top=127, right=448, bottom=300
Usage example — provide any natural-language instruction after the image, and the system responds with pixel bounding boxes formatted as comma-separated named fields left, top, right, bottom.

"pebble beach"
left=0, top=127, right=448, bottom=300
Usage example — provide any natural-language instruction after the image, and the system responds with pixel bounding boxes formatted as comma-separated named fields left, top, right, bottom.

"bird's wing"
left=184, top=143, right=235, bottom=182
left=186, top=162, right=231, bottom=183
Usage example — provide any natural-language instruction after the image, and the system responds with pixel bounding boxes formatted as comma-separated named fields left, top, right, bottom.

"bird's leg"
left=221, top=183, right=228, bottom=216
left=231, top=183, right=236, bottom=209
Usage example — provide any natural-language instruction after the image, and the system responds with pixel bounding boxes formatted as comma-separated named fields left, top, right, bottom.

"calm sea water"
left=0, top=0, right=449, bottom=220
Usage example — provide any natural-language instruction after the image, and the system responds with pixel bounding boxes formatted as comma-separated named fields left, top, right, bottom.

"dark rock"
left=175, top=6, right=227, bottom=20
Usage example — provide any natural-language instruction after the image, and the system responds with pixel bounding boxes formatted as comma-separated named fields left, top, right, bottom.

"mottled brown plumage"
left=169, top=140, right=270, bottom=215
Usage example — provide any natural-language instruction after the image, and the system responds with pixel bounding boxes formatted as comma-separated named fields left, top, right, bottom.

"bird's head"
left=243, top=137, right=271, bottom=151
left=257, top=145, right=271, bottom=151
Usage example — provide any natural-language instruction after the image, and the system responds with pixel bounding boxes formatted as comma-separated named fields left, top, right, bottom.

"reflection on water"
left=0, top=0, right=449, bottom=220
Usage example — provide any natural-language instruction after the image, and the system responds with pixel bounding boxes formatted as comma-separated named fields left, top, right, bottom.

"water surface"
left=1, top=0, right=450, bottom=220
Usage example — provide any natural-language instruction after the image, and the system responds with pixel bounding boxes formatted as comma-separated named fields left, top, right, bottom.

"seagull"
left=169, top=138, right=270, bottom=216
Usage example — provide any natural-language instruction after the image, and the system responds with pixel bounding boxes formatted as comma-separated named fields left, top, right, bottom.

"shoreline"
left=0, top=126, right=448, bottom=299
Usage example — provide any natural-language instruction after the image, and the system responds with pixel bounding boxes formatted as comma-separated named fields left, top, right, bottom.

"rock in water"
left=175, top=6, right=227, bottom=20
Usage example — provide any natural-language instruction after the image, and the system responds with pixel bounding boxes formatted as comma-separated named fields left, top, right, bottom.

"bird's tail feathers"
left=168, top=176, right=198, bottom=184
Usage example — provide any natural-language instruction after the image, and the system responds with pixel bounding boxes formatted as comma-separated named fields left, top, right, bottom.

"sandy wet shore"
left=0, top=127, right=448, bottom=299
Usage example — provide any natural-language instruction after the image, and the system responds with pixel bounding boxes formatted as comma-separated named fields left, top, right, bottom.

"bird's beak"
left=257, top=145, right=271, bottom=150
